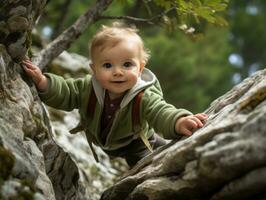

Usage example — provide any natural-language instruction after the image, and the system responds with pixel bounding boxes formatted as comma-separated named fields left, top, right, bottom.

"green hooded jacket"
left=39, top=68, right=192, bottom=154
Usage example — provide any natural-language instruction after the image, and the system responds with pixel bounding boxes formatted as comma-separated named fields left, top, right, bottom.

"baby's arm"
left=22, top=60, right=48, bottom=92
left=175, top=113, right=208, bottom=136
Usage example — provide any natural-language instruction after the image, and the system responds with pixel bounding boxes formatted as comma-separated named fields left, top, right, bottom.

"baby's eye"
left=103, top=63, right=112, bottom=68
left=123, top=62, right=133, bottom=68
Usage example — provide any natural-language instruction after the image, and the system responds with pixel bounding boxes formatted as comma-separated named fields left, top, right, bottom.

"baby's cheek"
left=130, top=71, right=139, bottom=81
left=95, top=76, right=108, bottom=87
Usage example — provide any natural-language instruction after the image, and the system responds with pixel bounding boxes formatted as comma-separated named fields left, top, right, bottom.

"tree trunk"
left=0, top=1, right=87, bottom=199
left=101, top=69, right=266, bottom=200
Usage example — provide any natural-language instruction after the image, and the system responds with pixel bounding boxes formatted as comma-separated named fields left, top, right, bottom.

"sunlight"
left=246, top=5, right=259, bottom=15
left=228, top=53, right=243, bottom=68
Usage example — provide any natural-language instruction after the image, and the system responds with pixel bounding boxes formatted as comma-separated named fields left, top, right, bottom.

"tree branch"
left=34, top=0, right=113, bottom=70
left=99, top=15, right=156, bottom=25
left=99, top=7, right=177, bottom=25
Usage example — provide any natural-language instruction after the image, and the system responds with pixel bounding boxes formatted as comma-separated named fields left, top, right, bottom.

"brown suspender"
left=85, top=89, right=152, bottom=161
left=70, top=89, right=145, bottom=162
left=87, top=87, right=97, bottom=118
left=132, top=91, right=144, bottom=128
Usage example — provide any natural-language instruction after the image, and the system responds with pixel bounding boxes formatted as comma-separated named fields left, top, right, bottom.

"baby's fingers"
left=195, top=113, right=208, bottom=120
left=181, top=128, right=193, bottom=136
left=194, top=113, right=208, bottom=124
left=22, top=66, right=35, bottom=77
left=22, top=63, right=30, bottom=71
left=191, top=117, right=204, bottom=127
left=22, top=60, right=35, bottom=69
left=181, top=119, right=198, bottom=135
left=187, top=118, right=198, bottom=129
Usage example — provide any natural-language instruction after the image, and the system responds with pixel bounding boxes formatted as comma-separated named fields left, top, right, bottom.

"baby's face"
left=91, top=39, right=145, bottom=100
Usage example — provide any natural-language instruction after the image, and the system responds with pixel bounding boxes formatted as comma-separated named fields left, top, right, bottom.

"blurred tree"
left=228, top=0, right=266, bottom=80
left=34, top=0, right=231, bottom=113
left=36, top=0, right=229, bottom=58
left=51, top=0, right=73, bottom=39
left=145, top=25, right=233, bottom=112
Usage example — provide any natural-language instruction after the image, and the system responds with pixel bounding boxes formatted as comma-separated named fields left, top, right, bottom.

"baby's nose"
left=113, top=67, right=123, bottom=75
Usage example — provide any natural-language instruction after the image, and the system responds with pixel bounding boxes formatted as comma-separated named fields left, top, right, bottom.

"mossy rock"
left=0, top=145, right=15, bottom=181
left=0, top=179, right=36, bottom=200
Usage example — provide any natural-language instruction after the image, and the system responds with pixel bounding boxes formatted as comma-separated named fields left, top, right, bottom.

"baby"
left=23, top=22, right=207, bottom=167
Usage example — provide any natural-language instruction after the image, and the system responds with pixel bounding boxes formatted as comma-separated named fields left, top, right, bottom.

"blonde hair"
left=89, top=22, right=150, bottom=64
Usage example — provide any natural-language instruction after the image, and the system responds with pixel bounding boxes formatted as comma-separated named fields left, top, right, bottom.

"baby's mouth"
left=111, top=81, right=125, bottom=83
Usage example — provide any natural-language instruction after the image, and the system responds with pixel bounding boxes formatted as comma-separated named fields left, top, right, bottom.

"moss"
left=0, top=155, right=36, bottom=200
left=90, top=165, right=100, bottom=176
left=0, top=145, right=15, bottom=200
left=0, top=179, right=36, bottom=200
left=9, top=192, right=34, bottom=200
left=0, top=146, right=15, bottom=180
left=25, top=31, right=33, bottom=58
left=9, top=179, right=36, bottom=200
left=21, top=179, right=36, bottom=193
left=26, top=113, right=49, bottom=141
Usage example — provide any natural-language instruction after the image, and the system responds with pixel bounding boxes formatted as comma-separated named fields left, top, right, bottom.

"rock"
left=9, top=6, right=27, bottom=17
left=7, top=16, right=29, bottom=32
left=0, top=21, right=9, bottom=43
left=1, top=1, right=266, bottom=200
left=45, top=107, right=128, bottom=200
left=0, top=1, right=89, bottom=199
left=101, top=69, right=266, bottom=200
left=7, top=32, right=28, bottom=60
left=49, top=51, right=92, bottom=78
left=0, top=43, right=56, bottom=200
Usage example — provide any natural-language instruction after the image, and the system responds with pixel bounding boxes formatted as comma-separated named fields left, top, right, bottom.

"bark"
left=33, top=0, right=114, bottom=70
left=101, top=69, right=266, bottom=200
left=0, top=1, right=93, bottom=199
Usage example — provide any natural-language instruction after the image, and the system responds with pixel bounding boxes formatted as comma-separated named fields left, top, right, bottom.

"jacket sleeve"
left=141, top=86, right=192, bottom=139
left=38, top=73, right=89, bottom=111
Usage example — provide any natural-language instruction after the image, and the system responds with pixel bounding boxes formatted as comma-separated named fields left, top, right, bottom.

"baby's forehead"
left=89, top=28, right=148, bottom=61
left=91, top=39, right=142, bottom=63
left=93, top=36, right=141, bottom=51
left=99, top=33, right=140, bottom=45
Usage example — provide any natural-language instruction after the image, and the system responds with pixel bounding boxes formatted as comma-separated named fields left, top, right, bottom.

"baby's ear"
left=90, top=63, right=96, bottom=74
left=139, top=62, right=146, bottom=74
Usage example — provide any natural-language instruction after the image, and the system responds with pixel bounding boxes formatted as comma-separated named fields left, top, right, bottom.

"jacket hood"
left=92, top=68, right=157, bottom=108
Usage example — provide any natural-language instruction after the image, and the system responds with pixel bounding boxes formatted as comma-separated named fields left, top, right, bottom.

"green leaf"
left=154, top=0, right=172, bottom=8
left=212, top=3, right=227, bottom=11
left=214, top=15, right=228, bottom=26
left=179, top=0, right=189, bottom=10
left=195, top=7, right=215, bottom=21
left=115, top=0, right=135, bottom=6
left=192, top=0, right=202, bottom=7
left=204, top=0, right=228, bottom=11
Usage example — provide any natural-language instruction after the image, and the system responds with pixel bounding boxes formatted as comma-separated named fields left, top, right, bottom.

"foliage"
left=35, top=0, right=265, bottom=113
left=228, top=0, right=266, bottom=78
left=154, top=0, right=228, bottom=25
left=145, top=25, right=233, bottom=112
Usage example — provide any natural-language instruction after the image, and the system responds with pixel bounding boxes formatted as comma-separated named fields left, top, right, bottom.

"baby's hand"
left=175, top=113, right=208, bottom=136
left=22, top=59, right=48, bottom=91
